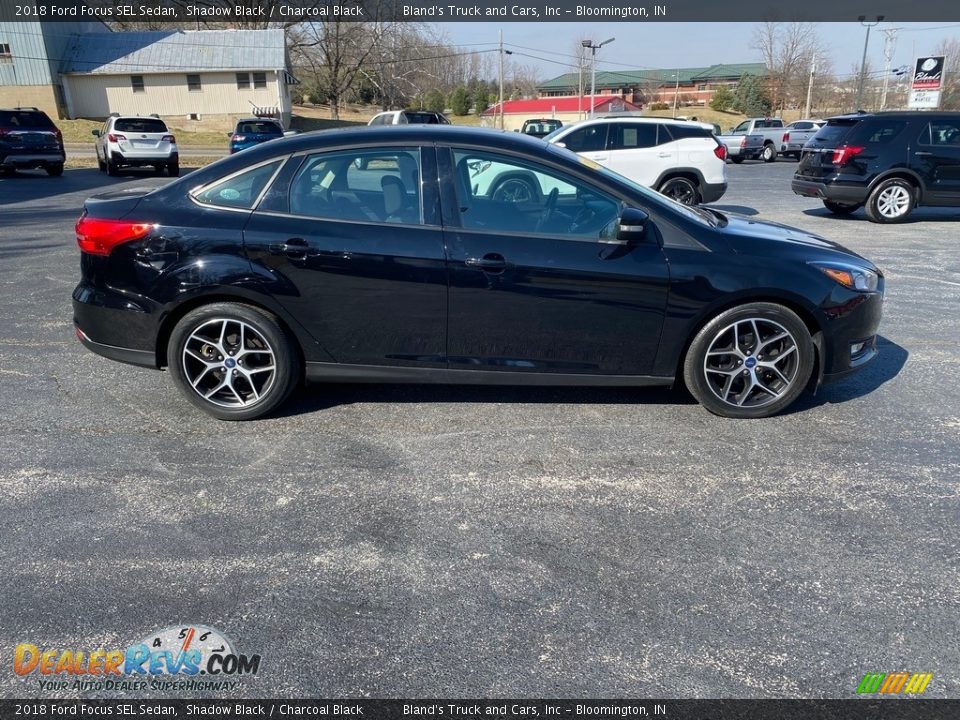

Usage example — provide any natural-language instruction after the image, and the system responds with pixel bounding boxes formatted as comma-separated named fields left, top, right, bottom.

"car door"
left=556, top=123, right=609, bottom=165
left=604, top=122, right=672, bottom=187
left=439, top=146, right=671, bottom=376
left=241, top=145, right=448, bottom=368
left=914, top=119, right=960, bottom=201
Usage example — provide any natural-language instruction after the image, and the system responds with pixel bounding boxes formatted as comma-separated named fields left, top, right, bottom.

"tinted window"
left=560, top=125, right=607, bottom=152
left=403, top=111, right=443, bottom=124
left=919, top=120, right=960, bottom=146
left=792, top=122, right=813, bottom=130
left=808, top=119, right=859, bottom=147
left=236, top=73, right=250, bottom=89
left=187, top=75, right=202, bottom=91
left=114, top=118, right=168, bottom=133
left=848, top=119, right=906, bottom=145
left=236, top=121, right=282, bottom=135
left=253, top=72, right=267, bottom=89
left=452, top=149, right=620, bottom=239
left=289, top=148, right=422, bottom=224
left=606, top=123, right=658, bottom=150
left=193, top=161, right=282, bottom=209
left=662, top=124, right=711, bottom=140
left=0, top=110, right=55, bottom=129
left=130, top=75, right=145, bottom=93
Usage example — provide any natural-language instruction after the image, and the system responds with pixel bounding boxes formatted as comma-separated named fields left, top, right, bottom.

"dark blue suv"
left=0, top=107, right=66, bottom=176
left=228, top=118, right=284, bottom=154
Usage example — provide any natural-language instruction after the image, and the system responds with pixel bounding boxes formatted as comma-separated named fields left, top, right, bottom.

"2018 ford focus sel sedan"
left=72, top=126, right=884, bottom=420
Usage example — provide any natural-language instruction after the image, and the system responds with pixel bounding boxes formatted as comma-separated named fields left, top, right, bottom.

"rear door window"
left=606, top=123, right=658, bottom=150
left=193, top=160, right=283, bottom=210
left=918, top=120, right=960, bottom=146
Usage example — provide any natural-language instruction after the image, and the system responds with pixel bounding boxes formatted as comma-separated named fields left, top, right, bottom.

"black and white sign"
left=909, top=55, right=946, bottom=108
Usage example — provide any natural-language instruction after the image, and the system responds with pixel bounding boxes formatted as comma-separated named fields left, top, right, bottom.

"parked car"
left=545, top=117, right=728, bottom=205
left=719, top=133, right=764, bottom=163
left=780, top=119, right=823, bottom=159
left=368, top=110, right=450, bottom=126
left=520, top=118, right=562, bottom=138
left=721, top=117, right=785, bottom=162
left=793, top=111, right=960, bottom=223
left=92, top=115, right=179, bottom=176
left=73, top=126, right=883, bottom=420
left=0, top=107, right=65, bottom=176
left=228, top=118, right=284, bottom=154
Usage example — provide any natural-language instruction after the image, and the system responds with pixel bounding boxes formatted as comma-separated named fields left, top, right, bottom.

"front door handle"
left=915, top=151, right=933, bottom=157
left=465, top=253, right=508, bottom=273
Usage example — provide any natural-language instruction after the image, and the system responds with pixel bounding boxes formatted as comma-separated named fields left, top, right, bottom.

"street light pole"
left=672, top=71, right=680, bottom=118
left=856, top=15, right=884, bottom=111
left=582, top=37, right=615, bottom=118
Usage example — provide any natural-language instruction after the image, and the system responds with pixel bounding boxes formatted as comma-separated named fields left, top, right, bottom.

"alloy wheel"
left=876, top=185, right=911, bottom=219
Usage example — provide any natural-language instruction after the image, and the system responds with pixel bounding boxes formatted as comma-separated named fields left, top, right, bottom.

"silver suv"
left=92, top=115, right=179, bottom=176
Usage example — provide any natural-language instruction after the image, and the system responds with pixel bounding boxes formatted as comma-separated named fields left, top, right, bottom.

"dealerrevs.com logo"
left=14, top=625, right=261, bottom=692
left=856, top=672, right=933, bottom=695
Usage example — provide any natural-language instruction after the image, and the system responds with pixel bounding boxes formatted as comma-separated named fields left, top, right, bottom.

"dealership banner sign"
left=909, top=56, right=947, bottom=109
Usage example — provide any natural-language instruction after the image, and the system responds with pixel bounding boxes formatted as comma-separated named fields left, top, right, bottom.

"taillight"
left=831, top=145, right=865, bottom=167
left=783, top=132, right=789, bottom=142
left=162, top=134, right=175, bottom=143
left=231, top=134, right=246, bottom=142
left=107, top=133, right=127, bottom=143
left=739, top=136, right=747, bottom=148
left=75, top=216, right=154, bottom=256
left=713, top=143, right=727, bottom=161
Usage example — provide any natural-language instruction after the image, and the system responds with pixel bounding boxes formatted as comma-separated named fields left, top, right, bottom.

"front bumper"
left=792, top=178, right=868, bottom=205
left=819, top=283, right=884, bottom=381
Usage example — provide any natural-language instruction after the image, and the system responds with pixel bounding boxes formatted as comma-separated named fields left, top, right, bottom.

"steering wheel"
left=534, top=188, right=559, bottom=233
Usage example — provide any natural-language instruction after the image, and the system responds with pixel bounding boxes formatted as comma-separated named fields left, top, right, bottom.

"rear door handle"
left=915, top=151, right=933, bottom=157
left=465, top=254, right=508, bottom=272
left=269, top=237, right=319, bottom=259
left=658, top=152, right=672, bottom=158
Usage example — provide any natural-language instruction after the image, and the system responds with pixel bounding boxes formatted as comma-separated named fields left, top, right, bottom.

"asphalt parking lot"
left=1, top=159, right=958, bottom=699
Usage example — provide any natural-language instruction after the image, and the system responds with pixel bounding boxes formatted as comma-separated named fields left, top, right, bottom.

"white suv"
left=546, top=117, right=728, bottom=205
left=93, top=115, right=179, bottom=177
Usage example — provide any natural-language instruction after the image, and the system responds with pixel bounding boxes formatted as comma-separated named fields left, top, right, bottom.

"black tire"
left=46, top=164, right=64, bottom=177
left=683, top=302, right=814, bottom=419
left=864, top=177, right=916, bottom=224
left=761, top=144, right=777, bottom=163
left=823, top=200, right=862, bottom=216
left=658, top=176, right=701, bottom=206
left=168, top=163, right=180, bottom=177
left=730, top=156, right=744, bottom=164
left=97, top=157, right=107, bottom=173
left=0, top=167, right=15, bottom=177
left=168, top=302, right=300, bottom=421
left=106, top=158, right=119, bottom=176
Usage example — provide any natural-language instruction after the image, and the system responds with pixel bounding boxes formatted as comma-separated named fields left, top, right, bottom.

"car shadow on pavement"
left=802, top=207, right=960, bottom=222
left=785, top=335, right=908, bottom=415
left=0, top=168, right=199, bottom=205
left=709, top=204, right=759, bottom=216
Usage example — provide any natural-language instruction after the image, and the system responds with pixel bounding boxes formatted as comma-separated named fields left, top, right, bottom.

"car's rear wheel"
left=761, top=144, right=777, bottom=162
left=659, top=176, right=701, bottom=206
left=823, top=200, right=862, bottom=215
left=168, top=303, right=300, bottom=421
left=154, top=165, right=165, bottom=175
left=97, top=157, right=107, bottom=173
left=168, top=162, right=180, bottom=177
left=865, top=178, right=915, bottom=223
left=683, top=302, right=814, bottom=419
left=106, top=158, right=119, bottom=176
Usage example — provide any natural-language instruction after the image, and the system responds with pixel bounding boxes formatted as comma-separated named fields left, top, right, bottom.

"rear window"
left=114, top=118, right=168, bottom=133
left=403, top=112, right=443, bottom=124
left=808, top=119, right=859, bottom=147
left=0, top=110, right=55, bottom=129
left=236, top=121, right=282, bottom=135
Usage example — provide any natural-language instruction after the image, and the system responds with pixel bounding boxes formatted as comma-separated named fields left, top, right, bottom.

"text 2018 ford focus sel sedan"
left=73, top=126, right=883, bottom=420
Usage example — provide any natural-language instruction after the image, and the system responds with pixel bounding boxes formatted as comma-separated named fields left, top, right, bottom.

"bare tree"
left=935, top=37, right=960, bottom=110
left=752, top=22, right=825, bottom=112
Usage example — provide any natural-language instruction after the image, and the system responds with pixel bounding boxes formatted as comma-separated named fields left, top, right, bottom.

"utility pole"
left=672, top=70, right=680, bottom=118
left=804, top=55, right=816, bottom=118
left=582, top=38, right=615, bottom=118
left=577, top=45, right=584, bottom=120
left=498, top=29, right=504, bottom=130
left=856, top=15, right=884, bottom=111
left=879, top=27, right=900, bottom=110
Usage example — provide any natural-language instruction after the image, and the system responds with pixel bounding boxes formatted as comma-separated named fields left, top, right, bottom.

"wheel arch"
left=654, top=167, right=706, bottom=193
left=867, top=169, right=926, bottom=202
left=673, top=291, right=824, bottom=391
left=154, top=291, right=308, bottom=372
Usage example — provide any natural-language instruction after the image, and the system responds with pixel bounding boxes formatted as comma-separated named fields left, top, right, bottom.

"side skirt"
left=304, top=362, right=675, bottom=388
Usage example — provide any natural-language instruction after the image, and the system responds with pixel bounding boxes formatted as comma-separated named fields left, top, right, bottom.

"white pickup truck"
left=719, top=117, right=785, bottom=163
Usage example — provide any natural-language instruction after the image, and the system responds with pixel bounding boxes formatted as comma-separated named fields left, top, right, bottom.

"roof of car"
left=560, top=117, right=715, bottom=132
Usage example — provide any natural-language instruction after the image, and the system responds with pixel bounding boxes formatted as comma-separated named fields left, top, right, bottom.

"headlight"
left=810, top=262, right=880, bottom=292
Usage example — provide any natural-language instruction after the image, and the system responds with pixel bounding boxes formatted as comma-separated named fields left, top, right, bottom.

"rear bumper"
left=73, top=281, right=160, bottom=369
left=74, top=325, right=156, bottom=368
left=700, top=181, right=727, bottom=204
left=1, top=151, right=65, bottom=168
left=111, top=150, right=178, bottom=166
left=792, top=178, right=868, bottom=204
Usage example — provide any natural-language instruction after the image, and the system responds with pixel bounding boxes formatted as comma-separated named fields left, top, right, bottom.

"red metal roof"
left=481, top=96, right=641, bottom=116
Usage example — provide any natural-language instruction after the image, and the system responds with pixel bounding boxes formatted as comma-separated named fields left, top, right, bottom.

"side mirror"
left=283, top=130, right=299, bottom=137
left=554, top=141, right=566, bottom=149
left=613, top=207, right=649, bottom=244
left=91, top=130, right=100, bottom=137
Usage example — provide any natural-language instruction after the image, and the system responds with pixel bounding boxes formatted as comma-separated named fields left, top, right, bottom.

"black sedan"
left=73, top=126, right=884, bottom=420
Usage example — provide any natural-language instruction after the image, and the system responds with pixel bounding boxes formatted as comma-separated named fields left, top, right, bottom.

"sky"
left=436, top=21, right=960, bottom=83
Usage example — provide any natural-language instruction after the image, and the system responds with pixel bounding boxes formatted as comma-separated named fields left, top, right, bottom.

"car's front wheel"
left=683, top=302, right=814, bottom=419
left=865, top=178, right=915, bottom=223
left=168, top=303, right=301, bottom=420
left=659, top=176, right=701, bottom=206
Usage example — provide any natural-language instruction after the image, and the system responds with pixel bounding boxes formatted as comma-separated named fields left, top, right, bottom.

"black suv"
left=792, top=111, right=960, bottom=223
left=0, top=107, right=66, bottom=176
